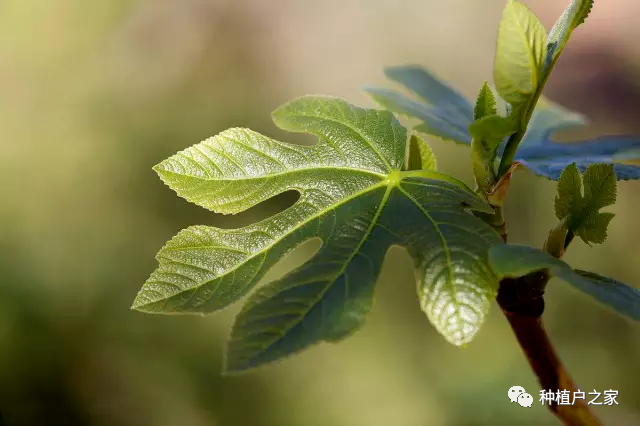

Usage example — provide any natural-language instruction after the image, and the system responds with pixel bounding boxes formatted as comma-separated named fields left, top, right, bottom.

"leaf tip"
left=220, top=362, right=247, bottom=377
left=152, top=161, right=172, bottom=184
left=473, top=81, right=497, bottom=120
left=130, top=291, right=166, bottom=314
left=222, top=346, right=266, bottom=376
left=130, top=297, right=151, bottom=313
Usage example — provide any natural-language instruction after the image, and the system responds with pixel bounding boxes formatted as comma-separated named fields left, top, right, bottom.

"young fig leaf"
left=470, top=82, right=516, bottom=190
left=489, top=244, right=640, bottom=321
left=494, top=0, right=596, bottom=177
left=135, top=96, right=502, bottom=373
left=554, top=163, right=582, bottom=220
left=406, top=134, right=437, bottom=171
left=545, top=0, right=594, bottom=71
left=554, top=163, right=616, bottom=245
left=469, top=116, right=515, bottom=144
left=474, top=82, right=498, bottom=120
left=494, top=0, right=547, bottom=107
left=470, top=115, right=516, bottom=190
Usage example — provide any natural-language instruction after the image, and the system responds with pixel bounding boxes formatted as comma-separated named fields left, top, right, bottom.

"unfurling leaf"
left=135, top=96, right=502, bottom=373
left=474, top=82, right=498, bottom=120
left=494, top=0, right=547, bottom=106
left=545, top=0, right=594, bottom=71
left=554, top=163, right=616, bottom=245
left=544, top=220, right=569, bottom=258
left=470, top=115, right=516, bottom=190
left=494, top=0, right=598, bottom=178
left=489, top=244, right=640, bottom=321
left=469, top=116, right=515, bottom=145
left=406, top=134, right=437, bottom=171
left=470, top=82, right=513, bottom=189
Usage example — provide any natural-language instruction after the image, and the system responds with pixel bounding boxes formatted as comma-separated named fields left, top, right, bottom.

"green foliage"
left=491, top=0, right=545, bottom=177
left=505, top=100, right=640, bottom=180
left=380, top=65, right=474, bottom=120
left=571, top=270, right=640, bottom=321
left=545, top=0, right=594, bottom=71
left=469, top=82, right=516, bottom=190
left=489, top=244, right=640, bottom=321
left=406, top=134, right=437, bottom=171
left=473, top=82, right=497, bottom=120
left=492, top=0, right=548, bottom=177
left=367, top=71, right=640, bottom=181
left=136, top=0, right=640, bottom=387
left=555, top=163, right=616, bottom=244
left=367, top=1, right=640, bottom=182
left=492, top=0, right=591, bottom=177
left=134, top=96, right=503, bottom=372
left=493, top=0, right=547, bottom=108
left=364, top=67, right=472, bottom=145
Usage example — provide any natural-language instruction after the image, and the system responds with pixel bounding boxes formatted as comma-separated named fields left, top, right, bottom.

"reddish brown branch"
left=484, top=162, right=601, bottom=425
left=497, top=278, right=602, bottom=426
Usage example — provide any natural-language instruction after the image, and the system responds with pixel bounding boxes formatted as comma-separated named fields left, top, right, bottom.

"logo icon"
left=508, top=385, right=526, bottom=403
left=517, top=392, right=533, bottom=407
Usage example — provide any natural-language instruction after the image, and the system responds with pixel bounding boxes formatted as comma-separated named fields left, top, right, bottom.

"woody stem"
left=483, top=199, right=602, bottom=425
left=497, top=279, right=603, bottom=426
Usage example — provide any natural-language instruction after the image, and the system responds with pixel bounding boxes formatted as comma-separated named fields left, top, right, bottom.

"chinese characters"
left=539, top=390, right=619, bottom=406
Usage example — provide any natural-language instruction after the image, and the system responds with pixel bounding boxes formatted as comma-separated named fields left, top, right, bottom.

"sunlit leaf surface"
left=134, top=96, right=502, bottom=372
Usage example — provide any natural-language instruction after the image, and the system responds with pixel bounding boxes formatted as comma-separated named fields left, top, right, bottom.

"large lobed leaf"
left=134, top=96, right=503, bottom=372
left=489, top=244, right=640, bottom=321
left=366, top=66, right=640, bottom=181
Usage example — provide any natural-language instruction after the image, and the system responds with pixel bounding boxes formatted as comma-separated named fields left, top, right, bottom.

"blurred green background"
left=1, top=0, right=639, bottom=425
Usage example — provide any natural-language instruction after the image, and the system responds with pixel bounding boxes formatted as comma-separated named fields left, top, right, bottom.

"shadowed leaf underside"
left=489, top=244, right=640, bottom=321
left=367, top=66, right=640, bottom=180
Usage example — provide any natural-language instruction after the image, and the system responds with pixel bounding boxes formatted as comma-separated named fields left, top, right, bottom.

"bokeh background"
left=1, top=0, right=639, bottom=425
